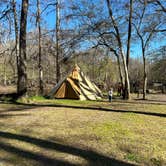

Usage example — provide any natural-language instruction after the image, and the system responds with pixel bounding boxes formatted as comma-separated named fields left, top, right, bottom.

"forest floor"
left=0, top=93, right=166, bottom=166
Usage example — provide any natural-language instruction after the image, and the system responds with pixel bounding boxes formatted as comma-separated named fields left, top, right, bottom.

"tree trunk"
left=121, top=51, right=130, bottom=99
left=17, top=0, right=29, bottom=96
left=143, top=50, right=147, bottom=100
left=55, top=0, right=60, bottom=83
left=12, top=0, right=19, bottom=83
left=116, top=54, right=124, bottom=90
left=124, top=75, right=130, bottom=99
left=3, top=58, right=7, bottom=86
left=126, top=0, right=133, bottom=68
left=37, top=0, right=44, bottom=95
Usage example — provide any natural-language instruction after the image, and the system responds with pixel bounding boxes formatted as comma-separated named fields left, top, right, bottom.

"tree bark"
left=126, top=0, right=133, bottom=68
left=55, top=0, right=60, bottom=83
left=3, top=58, right=7, bottom=86
left=116, top=54, right=124, bottom=89
left=37, top=0, right=44, bottom=95
left=17, top=0, right=29, bottom=96
left=143, top=49, right=147, bottom=100
left=11, top=0, right=19, bottom=83
left=122, top=50, right=130, bottom=99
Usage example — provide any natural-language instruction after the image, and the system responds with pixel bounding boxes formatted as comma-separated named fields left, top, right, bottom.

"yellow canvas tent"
left=48, top=65, right=102, bottom=100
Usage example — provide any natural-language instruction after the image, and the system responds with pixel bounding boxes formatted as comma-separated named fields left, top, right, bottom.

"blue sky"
left=1, top=0, right=165, bottom=58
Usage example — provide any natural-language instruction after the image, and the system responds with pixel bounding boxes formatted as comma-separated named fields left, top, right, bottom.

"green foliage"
left=124, top=153, right=139, bottom=162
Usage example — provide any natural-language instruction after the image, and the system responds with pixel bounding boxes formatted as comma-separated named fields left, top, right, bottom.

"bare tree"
left=132, top=0, right=165, bottom=99
left=63, top=1, right=125, bottom=93
left=17, top=0, right=29, bottom=96
left=55, top=0, right=60, bottom=83
left=37, top=0, right=44, bottom=94
left=106, top=0, right=130, bottom=99
left=11, top=0, right=19, bottom=82
left=148, top=0, right=166, bottom=13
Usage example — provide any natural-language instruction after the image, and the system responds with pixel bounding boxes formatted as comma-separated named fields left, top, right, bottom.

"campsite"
left=0, top=0, right=166, bottom=166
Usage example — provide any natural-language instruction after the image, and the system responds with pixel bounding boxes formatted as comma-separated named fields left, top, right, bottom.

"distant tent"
left=48, top=65, right=103, bottom=100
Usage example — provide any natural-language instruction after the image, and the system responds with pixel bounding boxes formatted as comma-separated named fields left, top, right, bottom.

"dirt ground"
left=0, top=86, right=16, bottom=94
left=131, top=93, right=166, bottom=103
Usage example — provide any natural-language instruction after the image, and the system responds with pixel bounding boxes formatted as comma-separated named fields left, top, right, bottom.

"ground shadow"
left=0, top=105, right=36, bottom=112
left=0, top=93, right=19, bottom=101
left=134, top=98, right=166, bottom=104
left=0, top=131, right=135, bottom=166
left=0, top=113, right=30, bottom=119
left=4, top=102, right=165, bottom=118
left=0, top=142, right=76, bottom=166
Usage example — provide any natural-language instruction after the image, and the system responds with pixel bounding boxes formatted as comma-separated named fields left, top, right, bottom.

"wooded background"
left=0, top=0, right=165, bottom=99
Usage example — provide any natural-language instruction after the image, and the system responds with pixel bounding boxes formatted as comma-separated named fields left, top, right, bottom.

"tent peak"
left=73, top=64, right=80, bottom=71
left=71, top=64, right=80, bottom=80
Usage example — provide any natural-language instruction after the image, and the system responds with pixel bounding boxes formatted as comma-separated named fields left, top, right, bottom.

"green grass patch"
left=18, top=95, right=99, bottom=107
left=28, top=95, right=46, bottom=101
left=93, top=121, right=133, bottom=144
left=124, top=153, right=140, bottom=162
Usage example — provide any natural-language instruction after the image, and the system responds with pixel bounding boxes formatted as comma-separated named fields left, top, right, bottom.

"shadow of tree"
left=3, top=102, right=165, bottom=118
left=0, top=107, right=36, bottom=113
left=0, top=113, right=30, bottom=119
left=0, top=131, right=135, bottom=166
left=0, top=156, right=16, bottom=165
left=0, top=142, right=77, bottom=166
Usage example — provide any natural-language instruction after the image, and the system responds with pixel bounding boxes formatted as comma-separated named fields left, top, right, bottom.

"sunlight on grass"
left=19, top=95, right=96, bottom=106
left=92, top=121, right=134, bottom=144
left=0, top=100, right=165, bottom=166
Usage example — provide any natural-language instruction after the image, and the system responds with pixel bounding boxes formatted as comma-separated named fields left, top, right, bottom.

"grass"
left=0, top=98, right=166, bottom=166
left=26, top=96, right=97, bottom=106
left=19, top=95, right=166, bottom=115
left=124, top=153, right=140, bottom=163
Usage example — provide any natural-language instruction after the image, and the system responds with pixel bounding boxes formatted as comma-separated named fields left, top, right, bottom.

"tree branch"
left=153, top=29, right=166, bottom=32
left=148, top=0, right=166, bottom=12
left=0, top=7, right=12, bottom=20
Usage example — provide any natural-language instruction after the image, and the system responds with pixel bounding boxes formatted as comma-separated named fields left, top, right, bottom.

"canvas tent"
left=48, top=65, right=102, bottom=100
